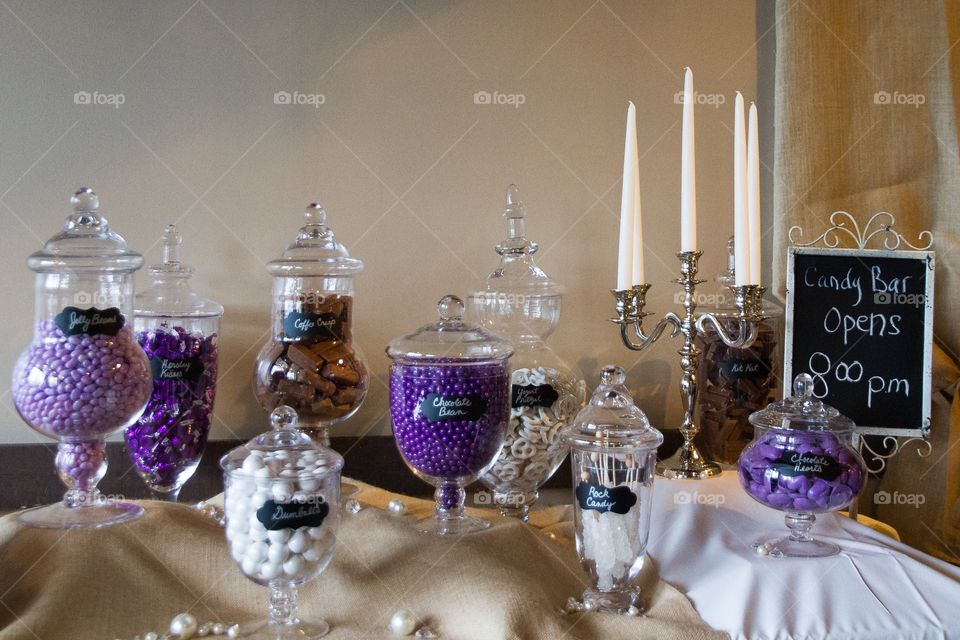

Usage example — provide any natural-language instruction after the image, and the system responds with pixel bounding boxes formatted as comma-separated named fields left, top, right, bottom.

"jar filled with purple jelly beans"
left=387, top=295, right=512, bottom=536
left=12, top=188, right=151, bottom=529
left=128, top=225, right=223, bottom=501
left=738, top=373, right=867, bottom=558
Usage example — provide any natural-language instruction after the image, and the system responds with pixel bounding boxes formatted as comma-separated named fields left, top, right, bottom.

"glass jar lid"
left=749, top=373, right=854, bottom=433
left=27, top=187, right=144, bottom=273
left=387, top=294, right=513, bottom=361
left=266, top=203, right=363, bottom=277
left=220, top=406, right=344, bottom=478
left=135, top=224, right=224, bottom=318
left=562, top=365, right=663, bottom=450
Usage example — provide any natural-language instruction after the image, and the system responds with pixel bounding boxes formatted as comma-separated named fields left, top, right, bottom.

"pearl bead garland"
left=115, top=612, right=239, bottom=640
left=388, top=609, right=417, bottom=636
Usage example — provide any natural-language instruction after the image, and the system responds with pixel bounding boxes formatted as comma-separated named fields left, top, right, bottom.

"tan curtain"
left=773, top=0, right=960, bottom=563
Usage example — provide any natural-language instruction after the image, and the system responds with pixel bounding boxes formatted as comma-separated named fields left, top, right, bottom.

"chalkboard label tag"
left=771, top=451, right=841, bottom=481
left=256, top=498, right=329, bottom=531
left=511, top=383, right=559, bottom=409
left=418, top=393, right=486, bottom=422
left=719, top=358, right=768, bottom=380
left=283, top=310, right=344, bottom=342
left=150, top=356, right=203, bottom=382
left=575, top=481, right=637, bottom=515
left=54, top=306, right=124, bottom=337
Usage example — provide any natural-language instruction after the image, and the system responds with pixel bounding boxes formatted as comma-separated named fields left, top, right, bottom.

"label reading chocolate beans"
left=771, top=451, right=841, bottom=481
left=54, top=306, right=124, bottom=337
left=575, top=482, right=637, bottom=515
left=718, top=357, right=769, bottom=380
left=283, top=310, right=345, bottom=342
left=150, top=356, right=203, bottom=382
left=256, top=498, right=329, bottom=531
left=511, top=383, right=559, bottom=409
left=418, top=393, right=486, bottom=422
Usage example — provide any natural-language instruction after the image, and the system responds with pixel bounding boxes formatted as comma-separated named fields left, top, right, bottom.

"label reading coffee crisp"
left=418, top=393, right=486, bottom=422
left=256, top=498, right=329, bottom=531
left=150, top=356, right=203, bottom=382
left=54, top=306, right=124, bottom=337
left=511, top=383, right=559, bottom=409
left=771, top=451, right=841, bottom=481
left=283, top=310, right=345, bottom=342
left=575, top=482, right=637, bottom=515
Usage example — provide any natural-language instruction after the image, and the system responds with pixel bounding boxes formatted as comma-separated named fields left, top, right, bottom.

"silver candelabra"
left=612, top=250, right=766, bottom=479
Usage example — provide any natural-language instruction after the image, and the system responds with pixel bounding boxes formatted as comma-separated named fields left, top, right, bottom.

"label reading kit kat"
left=256, top=498, right=329, bottom=531
left=511, top=383, right=559, bottom=409
left=54, top=306, right=124, bottom=337
left=418, top=393, right=486, bottom=422
left=283, top=310, right=345, bottom=342
left=718, top=357, right=769, bottom=380
left=150, top=356, right=203, bottom=382
left=771, top=451, right=841, bottom=481
left=575, top=482, right=637, bottom=515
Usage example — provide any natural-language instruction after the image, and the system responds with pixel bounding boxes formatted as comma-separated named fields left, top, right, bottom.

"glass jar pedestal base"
left=19, top=493, right=143, bottom=529
left=414, top=485, right=490, bottom=536
left=236, top=584, right=330, bottom=639
left=493, top=489, right=538, bottom=522
left=564, top=588, right=641, bottom=616
left=753, top=512, right=841, bottom=558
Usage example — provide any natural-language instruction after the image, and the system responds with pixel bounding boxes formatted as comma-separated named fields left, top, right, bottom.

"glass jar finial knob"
left=793, top=373, right=815, bottom=399
left=599, top=364, right=626, bottom=386
left=71, top=187, right=99, bottom=213
left=160, top=224, right=183, bottom=266
left=270, top=405, right=299, bottom=431
left=304, top=202, right=326, bottom=226
left=437, top=294, right=464, bottom=321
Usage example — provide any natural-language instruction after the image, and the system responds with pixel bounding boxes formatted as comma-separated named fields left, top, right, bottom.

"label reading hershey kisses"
left=511, top=383, right=559, bottom=409
left=150, top=356, right=203, bottom=382
left=283, top=310, right=345, bottom=342
left=256, top=498, right=329, bottom=531
left=418, top=393, right=486, bottom=422
left=575, top=482, right=637, bottom=515
left=771, top=451, right=841, bottom=481
left=54, top=306, right=124, bottom=337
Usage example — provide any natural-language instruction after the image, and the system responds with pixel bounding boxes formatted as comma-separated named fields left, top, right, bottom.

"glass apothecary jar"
left=561, top=365, right=663, bottom=614
left=388, top=295, right=512, bottom=535
left=253, top=203, right=367, bottom=444
left=738, top=373, right=867, bottom=558
left=471, top=185, right=586, bottom=520
left=221, top=406, right=343, bottom=638
left=12, top=188, right=151, bottom=529
left=695, top=237, right=783, bottom=464
left=127, top=225, right=223, bottom=501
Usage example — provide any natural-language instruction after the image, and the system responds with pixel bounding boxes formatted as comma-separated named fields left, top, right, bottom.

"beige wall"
left=0, top=0, right=757, bottom=443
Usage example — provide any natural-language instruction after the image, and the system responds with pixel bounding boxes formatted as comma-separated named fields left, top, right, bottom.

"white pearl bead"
left=388, top=609, right=417, bottom=636
left=211, top=623, right=226, bottom=635
left=144, top=632, right=159, bottom=640
left=227, top=624, right=240, bottom=638
left=241, top=556, right=260, bottom=576
left=170, top=613, right=199, bottom=639
left=387, top=499, right=406, bottom=516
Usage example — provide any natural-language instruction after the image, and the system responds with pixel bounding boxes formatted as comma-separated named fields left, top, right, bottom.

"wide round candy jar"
left=388, top=295, right=512, bottom=535
left=12, top=188, right=151, bottom=529
left=221, top=405, right=343, bottom=638
left=738, top=373, right=867, bottom=558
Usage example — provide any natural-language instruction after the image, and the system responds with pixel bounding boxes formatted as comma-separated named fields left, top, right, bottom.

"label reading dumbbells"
left=150, top=356, right=203, bottom=382
left=256, top=498, right=329, bottom=531
left=511, top=383, right=559, bottom=409
left=771, top=452, right=841, bottom=481
left=418, top=393, right=486, bottom=422
left=54, top=306, right=124, bottom=337
left=575, top=482, right=637, bottom=515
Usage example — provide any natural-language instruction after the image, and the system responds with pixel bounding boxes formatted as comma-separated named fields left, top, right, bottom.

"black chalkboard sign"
left=784, top=248, right=934, bottom=436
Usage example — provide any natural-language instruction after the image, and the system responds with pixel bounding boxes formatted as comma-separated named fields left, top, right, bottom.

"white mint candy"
left=299, top=477, right=320, bottom=492
left=245, top=541, right=267, bottom=563
left=288, top=531, right=309, bottom=554
left=272, top=482, right=295, bottom=502
left=248, top=526, right=267, bottom=542
left=303, top=546, right=322, bottom=562
left=241, top=556, right=259, bottom=576
left=259, top=562, right=282, bottom=580
left=283, top=555, right=303, bottom=577
left=242, top=455, right=264, bottom=473
left=267, top=529, right=291, bottom=545
left=308, top=526, right=324, bottom=540
left=267, top=542, right=289, bottom=565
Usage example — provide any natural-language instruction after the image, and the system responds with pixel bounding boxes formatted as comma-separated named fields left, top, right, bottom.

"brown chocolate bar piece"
left=322, top=359, right=360, bottom=386
left=276, top=378, right=315, bottom=402
left=288, top=343, right=323, bottom=372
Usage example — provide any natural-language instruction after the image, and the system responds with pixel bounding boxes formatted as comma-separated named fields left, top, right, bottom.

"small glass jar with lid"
left=387, top=295, right=512, bottom=535
left=738, top=373, right=867, bottom=558
left=695, top=236, right=783, bottom=464
left=221, top=405, right=343, bottom=638
left=253, top=203, right=367, bottom=444
left=561, top=365, right=663, bottom=614
left=470, top=184, right=586, bottom=520
left=127, top=224, right=223, bottom=501
left=12, top=187, right=152, bottom=529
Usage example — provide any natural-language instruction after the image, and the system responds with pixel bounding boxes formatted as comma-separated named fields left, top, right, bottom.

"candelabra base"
left=657, top=443, right=722, bottom=480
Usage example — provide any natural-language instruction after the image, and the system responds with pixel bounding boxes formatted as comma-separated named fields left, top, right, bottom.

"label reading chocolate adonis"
left=54, top=306, right=124, bottom=337
left=418, top=393, right=486, bottom=422
left=575, top=482, right=637, bottom=515
left=256, top=498, right=329, bottom=531
left=772, top=451, right=841, bottom=481
left=283, top=310, right=346, bottom=342
left=150, top=356, right=203, bottom=382
left=511, top=383, right=559, bottom=409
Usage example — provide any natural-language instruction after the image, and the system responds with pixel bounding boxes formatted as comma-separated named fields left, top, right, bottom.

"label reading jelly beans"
left=54, top=306, right=125, bottom=337
left=575, top=482, right=637, bottom=515
left=283, top=310, right=346, bottom=342
left=149, top=356, right=204, bottom=382
left=256, top=498, right=329, bottom=531
left=511, top=383, right=559, bottom=409
left=418, top=393, right=486, bottom=422
left=771, top=451, right=841, bottom=481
